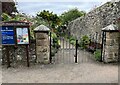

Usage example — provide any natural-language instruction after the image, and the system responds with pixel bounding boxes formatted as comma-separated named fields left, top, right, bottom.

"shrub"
left=79, top=35, right=90, bottom=49
left=50, top=32, right=60, bottom=57
left=86, top=42, right=96, bottom=53
left=69, top=36, right=76, bottom=45
left=51, top=32, right=60, bottom=48
left=94, top=49, right=101, bottom=61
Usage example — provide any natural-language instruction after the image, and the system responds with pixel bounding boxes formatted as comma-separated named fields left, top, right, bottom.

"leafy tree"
left=37, top=10, right=61, bottom=30
left=60, top=8, right=86, bottom=25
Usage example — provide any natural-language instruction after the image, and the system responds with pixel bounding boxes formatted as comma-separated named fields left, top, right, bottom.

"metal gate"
left=49, top=30, right=104, bottom=64
left=50, top=32, right=78, bottom=64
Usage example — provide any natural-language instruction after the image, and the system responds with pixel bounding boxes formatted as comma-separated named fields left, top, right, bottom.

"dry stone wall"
left=68, top=1, right=120, bottom=43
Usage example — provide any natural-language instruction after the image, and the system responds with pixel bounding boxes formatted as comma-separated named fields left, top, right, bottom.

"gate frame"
left=49, top=31, right=78, bottom=64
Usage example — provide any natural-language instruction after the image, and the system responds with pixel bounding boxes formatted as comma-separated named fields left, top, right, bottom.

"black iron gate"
left=50, top=32, right=78, bottom=64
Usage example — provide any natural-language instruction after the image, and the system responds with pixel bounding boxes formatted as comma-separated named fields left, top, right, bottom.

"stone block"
left=36, top=52, right=49, bottom=63
left=103, top=50, right=118, bottom=63
left=37, top=52, right=49, bottom=56
left=105, top=45, right=119, bottom=50
left=36, top=54, right=44, bottom=63
left=36, top=39, right=49, bottom=46
left=114, top=38, right=119, bottom=44
left=36, top=33, right=48, bottom=39
left=44, top=60, right=50, bottom=64
left=108, top=53, right=114, bottom=58
left=103, top=53, right=114, bottom=63
left=113, top=52, right=118, bottom=57
left=36, top=46, right=49, bottom=53
left=105, top=47, right=118, bottom=53
left=113, top=52, right=118, bottom=60
left=106, top=39, right=113, bottom=46
left=106, top=32, right=119, bottom=39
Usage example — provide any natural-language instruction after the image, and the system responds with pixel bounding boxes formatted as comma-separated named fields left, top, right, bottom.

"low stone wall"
left=1, top=41, right=36, bottom=65
left=68, top=1, right=120, bottom=43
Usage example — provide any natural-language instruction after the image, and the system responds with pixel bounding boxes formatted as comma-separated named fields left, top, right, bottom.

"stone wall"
left=68, top=1, right=120, bottom=43
left=1, top=42, right=36, bottom=65
left=35, top=32, right=50, bottom=64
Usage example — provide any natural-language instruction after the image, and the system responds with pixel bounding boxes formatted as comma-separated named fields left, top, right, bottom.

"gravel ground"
left=0, top=43, right=118, bottom=83
left=0, top=65, right=1, bottom=85
left=0, top=46, right=2, bottom=84
left=2, top=62, right=118, bottom=83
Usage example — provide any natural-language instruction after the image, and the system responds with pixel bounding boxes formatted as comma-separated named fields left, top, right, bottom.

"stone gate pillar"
left=102, top=24, right=120, bottom=63
left=34, top=25, right=50, bottom=64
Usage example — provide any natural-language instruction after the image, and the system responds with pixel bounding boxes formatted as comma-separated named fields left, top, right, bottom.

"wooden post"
left=2, top=46, right=5, bottom=65
left=26, top=45, right=30, bottom=67
left=6, top=46, right=11, bottom=68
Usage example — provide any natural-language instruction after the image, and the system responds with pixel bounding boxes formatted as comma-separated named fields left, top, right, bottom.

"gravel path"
left=0, top=42, right=118, bottom=83
left=2, top=62, right=118, bottom=83
left=0, top=65, right=2, bottom=84
left=0, top=46, right=2, bottom=84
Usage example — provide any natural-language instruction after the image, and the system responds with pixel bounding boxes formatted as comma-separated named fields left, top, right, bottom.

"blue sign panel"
left=1, top=26, right=15, bottom=45
left=0, top=27, right=1, bottom=45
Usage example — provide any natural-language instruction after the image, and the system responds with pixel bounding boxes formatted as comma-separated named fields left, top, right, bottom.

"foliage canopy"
left=37, top=10, right=61, bottom=29
left=60, top=8, right=86, bottom=25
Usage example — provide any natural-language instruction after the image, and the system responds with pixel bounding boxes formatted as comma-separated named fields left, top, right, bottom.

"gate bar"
left=50, top=32, right=52, bottom=63
left=75, top=40, right=78, bottom=63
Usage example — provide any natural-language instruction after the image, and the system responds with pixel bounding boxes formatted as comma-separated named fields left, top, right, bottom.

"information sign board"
left=16, top=28, right=29, bottom=44
left=1, top=26, right=15, bottom=45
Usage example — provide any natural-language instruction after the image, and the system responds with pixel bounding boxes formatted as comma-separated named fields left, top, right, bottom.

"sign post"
left=26, top=45, right=29, bottom=67
left=1, top=21, right=30, bottom=67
